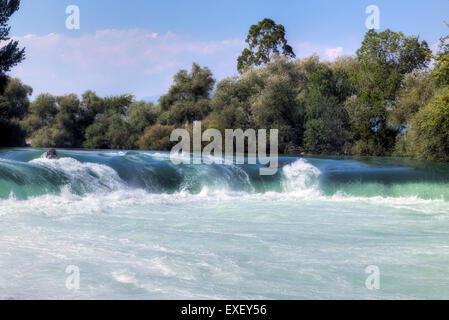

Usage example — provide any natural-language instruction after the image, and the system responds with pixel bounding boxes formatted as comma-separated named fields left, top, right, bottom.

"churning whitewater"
left=1, top=148, right=449, bottom=299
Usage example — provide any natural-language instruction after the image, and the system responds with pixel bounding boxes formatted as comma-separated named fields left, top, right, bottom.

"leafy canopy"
left=433, top=33, right=449, bottom=86
left=237, top=18, right=295, bottom=73
left=0, top=0, right=25, bottom=92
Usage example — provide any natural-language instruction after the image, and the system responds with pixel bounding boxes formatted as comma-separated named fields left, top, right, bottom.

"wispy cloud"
left=294, top=42, right=348, bottom=61
left=10, top=29, right=352, bottom=101
left=325, top=46, right=344, bottom=60
left=11, top=29, right=244, bottom=100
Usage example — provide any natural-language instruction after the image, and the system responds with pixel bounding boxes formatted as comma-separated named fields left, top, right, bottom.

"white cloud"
left=10, top=29, right=350, bottom=101
left=294, top=42, right=322, bottom=58
left=10, top=29, right=244, bottom=100
left=293, top=43, right=347, bottom=61
left=325, top=46, right=343, bottom=60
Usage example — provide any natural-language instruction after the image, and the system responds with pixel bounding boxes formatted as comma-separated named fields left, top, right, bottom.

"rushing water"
left=1, top=148, right=449, bottom=299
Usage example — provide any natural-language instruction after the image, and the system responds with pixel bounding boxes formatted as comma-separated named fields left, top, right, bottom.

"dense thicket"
left=1, top=23, right=449, bottom=161
left=0, top=0, right=27, bottom=146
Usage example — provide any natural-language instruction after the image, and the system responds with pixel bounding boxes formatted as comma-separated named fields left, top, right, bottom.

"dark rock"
left=45, top=148, right=59, bottom=159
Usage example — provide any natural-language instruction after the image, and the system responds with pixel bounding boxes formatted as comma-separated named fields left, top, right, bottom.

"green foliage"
left=125, top=100, right=158, bottom=144
left=346, top=29, right=432, bottom=155
left=237, top=18, right=295, bottom=73
left=390, top=70, right=438, bottom=128
left=402, top=90, right=449, bottom=161
left=31, top=94, right=85, bottom=148
left=103, top=94, right=134, bottom=115
left=82, top=94, right=135, bottom=149
left=357, top=29, right=431, bottom=75
left=302, top=59, right=354, bottom=154
left=0, top=1, right=27, bottom=146
left=208, top=77, right=253, bottom=132
left=0, top=0, right=25, bottom=93
left=304, top=86, right=350, bottom=154
left=3, top=17, right=449, bottom=163
left=83, top=112, right=133, bottom=150
left=158, top=63, right=215, bottom=126
left=138, top=124, right=175, bottom=151
left=159, top=63, right=214, bottom=110
left=21, top=93, right=57, bottom=135
left=0, top=78, right=31, bottom=122
left=433, top=35, right=449, bottom=86
left=0, top=78, right=31, bottom=146
left=127, top=101, right=157, bottom=133
left=250, top=58, right=305, bottom=152
left=2, top=78, right=32, bottom=119
left=80, top=90, right=105, bottom=123
left=209, top=56, right=307, bottom=153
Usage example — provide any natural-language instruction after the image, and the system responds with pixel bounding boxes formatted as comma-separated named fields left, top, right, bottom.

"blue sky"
left=8, top=0, right=449, bottom=101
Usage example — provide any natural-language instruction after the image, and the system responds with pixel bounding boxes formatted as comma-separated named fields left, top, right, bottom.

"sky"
left=7, top=0, right=449, bottom=101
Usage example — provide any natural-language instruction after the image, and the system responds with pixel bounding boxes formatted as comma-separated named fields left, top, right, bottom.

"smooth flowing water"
left=1, top=148, right=449, bottom=299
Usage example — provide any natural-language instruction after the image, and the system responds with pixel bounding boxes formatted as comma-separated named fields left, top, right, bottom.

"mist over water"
left=1, top=148, right=449, bottom=299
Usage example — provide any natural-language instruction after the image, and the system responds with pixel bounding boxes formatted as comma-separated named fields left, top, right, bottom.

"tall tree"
left=404, top=89, right=449, bottom=161
left=237, top=18, right=295, bottom=73
left=303, top=64, right=351, bottom=154
left=433, top=33, right=449, bottom=86
left=0, top=78, right=31, bottom=146
left=158, top=63, right=215, bottom=125
left=349, top=29, right=432, bottom=155
left=21, top=93, right=58, bottom=136
left=0, top=0, right=25, bottom=93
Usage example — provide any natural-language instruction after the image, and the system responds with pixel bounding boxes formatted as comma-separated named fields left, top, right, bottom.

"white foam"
left=282, top=159, right=322, bottom=194
left=30, top=157, right=127, bottom=193
left=0, top=158, right=447, bottom=217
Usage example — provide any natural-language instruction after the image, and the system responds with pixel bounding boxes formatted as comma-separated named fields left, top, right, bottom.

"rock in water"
left=45, top=148, right=58, bottom=159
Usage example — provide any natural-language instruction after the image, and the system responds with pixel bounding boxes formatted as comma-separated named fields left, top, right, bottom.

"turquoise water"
left=1, top=148, right=449, bottom=299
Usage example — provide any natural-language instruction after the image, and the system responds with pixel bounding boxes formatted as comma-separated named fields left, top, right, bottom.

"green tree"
left=0, top=78, right=31, bottom=146
left=403, top=89, right=449, bottom=161
left=138, top=124, right=175, bottom=151
left=302, top=62, right=351, bottom=154
left=237, top=18, right=295, bottom=73
left=433, top=34, right=449, bottom=86
left=80, top=90, right=105, bottom=123
left=20, top=93, right=57, bottom=136
left=0, top=0, right=25, bottom=93
left=208, top=76, right=254, bottom=133
left=83, top=112, right=134, bottom=150
left=103, top=94, right=134, bottom=115
left=390, top=70, right=438, bottom=128
left=209, top=56, right=313, bottom=153
left=357, top=29, right=431, bottom=76
left=158, top=63, right=215, bottom=125
left=82, top=94, right=135, bottom=149
left=127, top=101, right=157, bottom=133
left=348, top=29, right=432, bottom=155
left=31, top=94, right=85, bottom=148
left=250, top=57, right=305, bottom=152
left=3, top=78, right=32, bottom=119
left=126, top=100, right=158, bottom=144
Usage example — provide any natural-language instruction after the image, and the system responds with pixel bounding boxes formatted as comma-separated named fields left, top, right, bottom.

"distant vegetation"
left=1, top=9, right=449, bottom=161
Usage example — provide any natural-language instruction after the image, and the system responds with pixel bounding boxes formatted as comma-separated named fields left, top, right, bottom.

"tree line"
left=1, top=15, right=449, bottom=161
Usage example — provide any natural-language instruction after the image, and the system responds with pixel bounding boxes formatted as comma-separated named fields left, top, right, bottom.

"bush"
left=138, top=124, right=175, bottom=151
left=405, top=90, right=449, bottom=161
left=84, top=113, right=134, bottom=150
